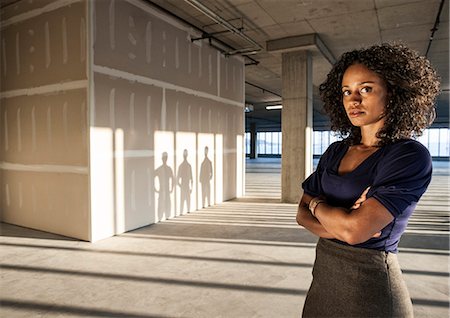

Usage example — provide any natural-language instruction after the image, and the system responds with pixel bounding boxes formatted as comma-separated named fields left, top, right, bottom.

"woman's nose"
left=349, top=92, right=361, bottom=104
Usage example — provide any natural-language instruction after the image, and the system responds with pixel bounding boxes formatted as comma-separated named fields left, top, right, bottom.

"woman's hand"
left=296, top=193, right=335, bottom=239
left=350, top=187, right=381, bottom=238
left=351, top=187, right=370, bottom=210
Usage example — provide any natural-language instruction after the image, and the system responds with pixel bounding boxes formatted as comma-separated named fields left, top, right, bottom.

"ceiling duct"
left=184, top=0, right=264, bottom=56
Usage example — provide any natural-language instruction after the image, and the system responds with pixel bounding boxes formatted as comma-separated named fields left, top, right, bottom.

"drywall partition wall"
left=91, top=0, right=245, bottom=241
left=0, top=0, right=90, bottom=240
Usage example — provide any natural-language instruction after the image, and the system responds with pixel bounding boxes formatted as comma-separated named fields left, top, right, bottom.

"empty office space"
left=0, top=0, right=449, bottom=317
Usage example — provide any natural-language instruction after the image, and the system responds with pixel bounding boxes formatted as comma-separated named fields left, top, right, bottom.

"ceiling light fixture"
left=266, top=105, right=282, bottom=110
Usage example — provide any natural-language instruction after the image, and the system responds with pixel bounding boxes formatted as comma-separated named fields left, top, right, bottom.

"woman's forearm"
left=296, top=205, right=335, bottom=239
left=313, top=200, right=389, bottom=245
left=313, top=203, right=353, bottom=242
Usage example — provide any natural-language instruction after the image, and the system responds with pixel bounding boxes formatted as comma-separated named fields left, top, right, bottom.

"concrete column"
left=250, top=123, right=257, bottom=159
left=281, top=50, right=313, bottom=203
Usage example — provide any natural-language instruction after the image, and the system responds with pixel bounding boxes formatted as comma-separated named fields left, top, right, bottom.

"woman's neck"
left=359, top=128, right=382, bottom=147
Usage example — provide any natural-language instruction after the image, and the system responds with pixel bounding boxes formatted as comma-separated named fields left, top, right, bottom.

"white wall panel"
left=90, top=0, right=245, bottom=240
left=0, top=0, right=89, bottom=240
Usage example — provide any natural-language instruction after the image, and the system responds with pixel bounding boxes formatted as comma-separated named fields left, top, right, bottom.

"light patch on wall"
left=15, top=32, right=20, bottom=75
left=45, top=21, right=50, bottom=68
left=225, top=60, right=228, bottom=90
left=198, top=133, right=214, bottom=208
left=146, top=95, right=151, bottom=135
left=109, top=0, right=115, bottom=50
left=131, top=169, right=136, bottom=211
left=208, top=109, right=212, bottom=133
left=187, top=104, right=191, bottom=131
left=154, top=130, right=175, bottom=221
left=63, top=102, right=68, bottom=147
left=233, top=66, right=236, bottom=92
left=62, top=16, right=68, bottom=64
left=215, top=134, right=223, bottom=203
left=146, top=167, right=152, bottom=208
left=176, top=132, right=196, bottom=215
left=81, top=102, right=87, bottom=149
left=31, top=106, right=36, bottom=151
left=32, top=184, right=37, bottom=214
left=162, top=31, right=166, bottom=68
left=47, top=106, right=52, bottom=147
left=208, top=54, right=212, bottom=86
left=236, top=134, right=244, bottom=197
left=129, top=92, right=135, bottom=132
left=198, top=47, right=202, bottom=77
left=161, top=89, right=166, bottom=130
left=188, top=42, right=191, bottom=74
left=80, top=18, right=86, bottom=63
left=90, top=127, right=115, bottom=241
left=18, top=182, right=23, bottom=209
left=5, top=183, right=10, bottom=207
left=175, top=101, right=179, bottom=130
left=114, top=128, right=125, bottom=233
left=145, top=21, right=152, bottom=63
left=217, top=52, right=220, bottom=98
left=16, top=107, right=22, bottom=152
left=175, top=37, right=179, bottom=69
left=109, top=88, right=115, bottom=128
left=28, top=29, right=35, bottom=73
left=2, top=38, right=6, bottom=77
left=128, top=16, right=137, bottom=60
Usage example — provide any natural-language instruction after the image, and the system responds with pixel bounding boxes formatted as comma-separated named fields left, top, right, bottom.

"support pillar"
left=250, top=123, right=257, bottom=159
left=281, top=50, right=313, bottom=203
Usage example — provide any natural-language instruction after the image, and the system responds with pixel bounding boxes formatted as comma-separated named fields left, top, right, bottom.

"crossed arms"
left=296, top=189, right=394, bottom=245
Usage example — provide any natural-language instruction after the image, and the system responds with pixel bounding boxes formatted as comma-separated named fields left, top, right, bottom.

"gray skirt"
left=302, top=238, right=413, bottom=318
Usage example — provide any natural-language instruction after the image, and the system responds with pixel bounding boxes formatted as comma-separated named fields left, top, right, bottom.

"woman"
left=296, top=43, right=440, bottom=318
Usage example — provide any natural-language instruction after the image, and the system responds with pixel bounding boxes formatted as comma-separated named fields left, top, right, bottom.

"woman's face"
left=341, top=63, right=388, bottom=131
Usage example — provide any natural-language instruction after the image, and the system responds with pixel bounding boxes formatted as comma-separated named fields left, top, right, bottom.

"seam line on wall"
left=0, top=150, right=155, bottom=175
left=0, top=162, right=88, bottom=174
left=0, top=80, right=88, bottom=99
left=93, top=65, right=243, bottom=108
left=0, top=0, right=83, bottom=29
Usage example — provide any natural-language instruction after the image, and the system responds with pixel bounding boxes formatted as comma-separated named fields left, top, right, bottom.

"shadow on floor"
left=0, top=223, right=79, bottom=241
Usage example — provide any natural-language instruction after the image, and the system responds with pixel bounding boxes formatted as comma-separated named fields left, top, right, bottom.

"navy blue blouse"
left=302, top=139, right=432, bottom=253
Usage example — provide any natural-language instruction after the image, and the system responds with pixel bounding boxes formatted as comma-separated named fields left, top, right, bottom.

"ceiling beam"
left=266, top=33, right=336, bottom=65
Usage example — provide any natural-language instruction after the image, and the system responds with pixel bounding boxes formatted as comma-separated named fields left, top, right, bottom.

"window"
left=247, top=128, right=449, bottom=158
left=245, top=132, right=250, bottom=155
left=439, top=128, right=449, bottom=156
left=312, top=128, right=450, bottom=158
left=313, top=131, right=342, bottom=155
left=248, top=132, right=282, bottom=156
left=418, top=128, right=450, bottom=157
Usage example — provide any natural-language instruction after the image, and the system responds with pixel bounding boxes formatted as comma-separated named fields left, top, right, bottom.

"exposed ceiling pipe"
left=183, top=0, right=264, bottom=55
left=245, top=81, right=281, bottom=98
left=145, top=0, right=259, bottom=65
left=426, top=0, right=446, bottom=57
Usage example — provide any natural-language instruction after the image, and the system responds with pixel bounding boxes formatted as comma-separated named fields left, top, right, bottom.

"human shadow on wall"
left=199, top=146, right=213, bottom=208
left=154, top=152, right=174, bottom=221
left=177, top=149, right=193, bottom=214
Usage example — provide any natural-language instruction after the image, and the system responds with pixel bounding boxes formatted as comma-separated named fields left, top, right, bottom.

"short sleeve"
left=302, top=141, right=341, bottom=197
left=367, top=140, right=432, bottom=217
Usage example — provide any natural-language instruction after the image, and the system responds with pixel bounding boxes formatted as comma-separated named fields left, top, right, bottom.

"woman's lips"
left=349, top=110, right=364, bottom=118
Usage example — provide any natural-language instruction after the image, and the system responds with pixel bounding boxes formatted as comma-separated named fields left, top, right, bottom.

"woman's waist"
left=317, top=238, right=397, bottom=268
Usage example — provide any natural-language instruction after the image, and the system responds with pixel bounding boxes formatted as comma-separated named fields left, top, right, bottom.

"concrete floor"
left=1, top=159, right=449, bottom=317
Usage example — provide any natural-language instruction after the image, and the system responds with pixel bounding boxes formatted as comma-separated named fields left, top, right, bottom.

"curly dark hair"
left=319, top=43, right=440, bottom=146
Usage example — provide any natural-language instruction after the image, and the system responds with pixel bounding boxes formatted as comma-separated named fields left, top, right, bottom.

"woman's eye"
left=342, top=90, right=351, bottom=96
left=360, top=87, right=372, bottom=93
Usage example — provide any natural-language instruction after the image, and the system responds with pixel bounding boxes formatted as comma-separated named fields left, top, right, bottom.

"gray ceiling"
left=154, top=1, right=448, bottom=130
